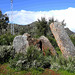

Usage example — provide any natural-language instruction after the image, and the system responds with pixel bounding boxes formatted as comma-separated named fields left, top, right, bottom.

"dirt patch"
left=0, top=64, right=8, bottom=74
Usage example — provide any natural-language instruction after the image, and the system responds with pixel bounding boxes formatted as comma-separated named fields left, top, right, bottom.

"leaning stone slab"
left=39, top=36, right=57, bottom=56
left=50, top=22, right=75, bottom=57
left=33, top=36, right=57, bottom=56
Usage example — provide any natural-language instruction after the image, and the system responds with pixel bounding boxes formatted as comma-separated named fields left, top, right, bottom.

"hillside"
left=7, top=22, right=37, bottom=35
left=0, top=21, right=75, bottom=75
left=65, top=28, right=75, bottom=36
left=7, top=21, right=75, bottom=36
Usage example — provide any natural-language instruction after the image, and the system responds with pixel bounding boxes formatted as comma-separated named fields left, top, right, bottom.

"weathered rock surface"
left=39, top=36, right=57, bottom=56
left=33, top=36, right=57, bottom=56
left=13, top=33, right=57, bottom=56
left=50, top=22, right=75, bottom=57
left=13, top=33, right=29, bottom=54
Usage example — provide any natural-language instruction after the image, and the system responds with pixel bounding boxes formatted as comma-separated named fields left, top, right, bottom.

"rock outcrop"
left=39, top=36, right=57, bottom=56
left=13, top=33, right=57, bottom=56
left=50, top=22, right=75, bottom=57
left=33, top=36, right=57, bottom=56
left=13, top=33, right=29, bottom=54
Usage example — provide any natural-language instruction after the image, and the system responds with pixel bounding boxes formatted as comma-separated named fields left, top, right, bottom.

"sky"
left=0, top=0, right=75, bottom=32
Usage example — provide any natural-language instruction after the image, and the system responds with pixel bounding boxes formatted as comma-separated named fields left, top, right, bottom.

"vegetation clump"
left=0, top=33, right=16, bottom=45
left=50, top=55, right=75, bottom=73
left=0, top=10, right=9, bottom=35
left=10, top=46, right=51, bottom=71
left=70, top=35, right=75, bottom=46
left=0, top=46, right=14, bottom=64
left=9, top=45, right=75, bottom=74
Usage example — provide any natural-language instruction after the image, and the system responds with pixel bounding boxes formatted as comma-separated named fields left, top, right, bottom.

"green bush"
left=70, top=35, right=75, bottom=46
left=47, top=36, right=58, bottom=48
left=10, top=46, right=51, bottom=71
left=50, top=55, right=75, bottom=73
left=47, top=36, right=62, bottom=55
left=0, top=33, right=16, bottom=45
left=36, top=17, right=49, bottom=36
left=0, top=46, right=14, bottom=63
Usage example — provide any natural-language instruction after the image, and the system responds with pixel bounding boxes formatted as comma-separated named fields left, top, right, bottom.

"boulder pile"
left=13, top=33, right=57, bottom=55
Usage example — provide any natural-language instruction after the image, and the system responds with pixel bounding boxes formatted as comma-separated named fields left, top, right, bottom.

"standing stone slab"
left=33, top=36, right=57, bottom=56
left=39, top=36, right=57, bottom=56
left=50, top=22, right=75, bottom=57
left=13, top=33, right=29, bottom=54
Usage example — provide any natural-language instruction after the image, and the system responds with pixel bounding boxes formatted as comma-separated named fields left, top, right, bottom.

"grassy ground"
left=0, top=63, right=75, bottom=75
left=0, top=63, right=59, bottom=75
left=58, top=70, right=75, bottom=75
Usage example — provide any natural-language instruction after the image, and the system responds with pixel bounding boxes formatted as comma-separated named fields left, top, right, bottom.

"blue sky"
left=0, top=0, right=75, bottom=13
left=0, top=0, right=75, bottom=32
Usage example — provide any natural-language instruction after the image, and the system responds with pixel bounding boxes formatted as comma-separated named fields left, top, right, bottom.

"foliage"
left=0, top=63, right=45, bottom=75
left=55, top=47, right=62, bottom=54
left=36, top=17, right=49, bottom=36
left=58, top=70, right=75, bottom=75
left=0, top=10, right=9, bottom=35
left=70, top=35, right=75, bottom=46
left=48, top=17, right=55, bottom=25
left=20, top=30, right=26, bottom=35
left=0, top=63, right=75, bottom=75
left=50, top=55, right=75, bottom=73
left=34, top=17, right=56, bottom=39
left=44, top=49, right=51, bottom=56
left=0, top=45, right=75, bottom=74
left=47, top=36, right=58, bottom=48
left=0, top=33, right=16, bottom=45
left=47, top=35, right=61, bottom=54
left=10, top=46, right=51, bottom=71
left=0, top=46, right=14, bottom=64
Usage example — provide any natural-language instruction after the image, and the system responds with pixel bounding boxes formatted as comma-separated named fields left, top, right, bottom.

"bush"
left=0, top=46, right=14, bottom=63
left=70, top=35, right=75, bottom=46
left=0, top=33, right=16, bottom=45
left=10, top=46, right=51, bottom=71
left=50, top=55, right=75, bottom=73
left=47, top=36, right=58, bottom=48
left=36, top=17, right=49, bottom=36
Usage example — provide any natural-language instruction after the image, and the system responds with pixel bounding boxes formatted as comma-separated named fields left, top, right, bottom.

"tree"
left=36, top=17, right=49, bottom=36
left=0, top=10, right=9, bottom=35
left=48, top=17, right=54, bottom=25
left=48, top=17, right=55, bottom=37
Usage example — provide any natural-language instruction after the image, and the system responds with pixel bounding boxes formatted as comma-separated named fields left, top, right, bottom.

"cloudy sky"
left=0, top=0, right=75, bottom=32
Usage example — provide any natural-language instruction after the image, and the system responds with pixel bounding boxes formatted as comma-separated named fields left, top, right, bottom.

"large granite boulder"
left=13, top=33, right=29, bottom=54
left=50, top=22, right=75, bottom=57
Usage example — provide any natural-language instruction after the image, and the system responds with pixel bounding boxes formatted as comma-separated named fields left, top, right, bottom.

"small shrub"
left=55, top=47, right=62, bottom=55
left=0, top=46, right=14, bottom=63
left=50, top=55, right=75, bottom=73
left=0, top=33, right=16, bottom=45
left=70, top=35, right=75, bottom=46
left=47, top=35, right=61, bottom=55
left=47, top=36, right=58, bottom=48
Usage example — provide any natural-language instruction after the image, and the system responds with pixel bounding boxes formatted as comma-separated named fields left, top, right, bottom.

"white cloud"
left=5, top=7, right=75, bottom=32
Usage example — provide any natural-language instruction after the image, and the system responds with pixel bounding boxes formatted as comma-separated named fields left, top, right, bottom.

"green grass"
left=0, top=63, right=44, bottom=75
left=58, top=70, right=75, bottom=75
left=0, top=63, right=75, bottom=75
